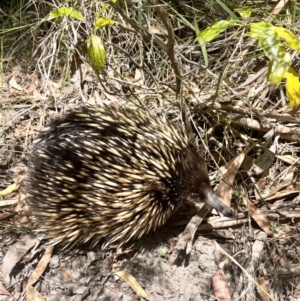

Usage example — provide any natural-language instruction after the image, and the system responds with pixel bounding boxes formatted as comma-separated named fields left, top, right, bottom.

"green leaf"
left=195, top=19, right=238, bottom=45
left=285, top=67, right=300, bottom=109
left=267, top=46, right=290, bottom=86
left=275, top=27, right=300, bottom=52
left=249, top=22, right=291, bottom=86
left=87, top=35, right=106, bottom=74
left=49, top=7, right=84, bottom=21
left=249, top=22, right=280, bottom=60
left=160, top=247, right=169, bottom=258
left=235, top=7, right=252, bottom=19
left=97, top=0, right=118, bottom=15
left=95, top=17, right=117, bottom=30
left=98, top=4, right=110, bottom=15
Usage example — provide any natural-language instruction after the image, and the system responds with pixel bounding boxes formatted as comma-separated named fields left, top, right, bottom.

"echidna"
left=26, top=105, right=233, bottom=249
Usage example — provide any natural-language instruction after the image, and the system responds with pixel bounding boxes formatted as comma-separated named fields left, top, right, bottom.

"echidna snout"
left=202, top=191, right=234, bottom=217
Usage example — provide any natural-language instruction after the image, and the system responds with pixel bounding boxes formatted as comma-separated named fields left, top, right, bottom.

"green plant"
left=47, top=4, right=118, bottom=75
left=195, top=7, right=300, bottom=110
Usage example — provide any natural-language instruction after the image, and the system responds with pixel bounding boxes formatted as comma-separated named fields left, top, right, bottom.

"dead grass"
left=1, top=0, right=300, bottom=300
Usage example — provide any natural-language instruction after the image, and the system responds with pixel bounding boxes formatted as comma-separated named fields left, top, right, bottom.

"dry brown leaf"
left=277, top=154, right=300, bottom=165
left=212, top=269, right=231, bottom=301
left=142, top=24, right=167, bottom=35
left=134, top=69, right=143, bottom=85
left=257, top=277, right=270, bottom=301
left=149, top=26, right=166, bottom=35
left=0, top=211, right=16, bottom=220
left=8, top=76, right=23, bottom=91
left=0, top=282, right=11, bottom=296
left=2, top=235, right=38, bottom=285
left=0, top=198, right=18, bottom=207
left=217, top=146, right=254, bottom=206
left=265, top=187, right=300, bottom=201
left=271, top=0, right=289, bottom=15
left=219, top=153, right=254, bottom=175
left=115, top=270, right=148, bottom=300
left=262, top=167, right=295, bottom=199
left=243, top=197, right=273, bottom=235
left=254, top=169, right=269, bottom=199
left=27, top=246, right=54, bottom=287
left=124, top=76, right=135, bottom=83
left=26, top=285, right=46, bottom=301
